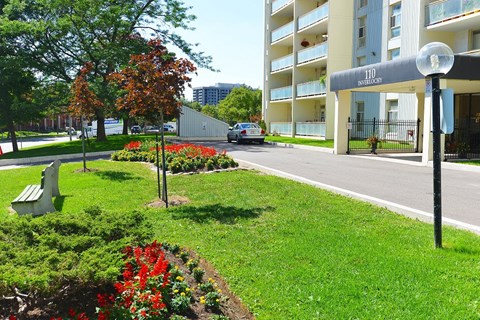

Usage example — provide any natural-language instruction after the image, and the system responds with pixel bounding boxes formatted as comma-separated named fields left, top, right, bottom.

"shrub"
left=112, top=142, right=238, bottom=174
left=0, top=207, right=153, bottom=296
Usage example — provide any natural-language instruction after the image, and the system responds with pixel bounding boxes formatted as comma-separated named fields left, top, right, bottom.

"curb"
left=0, top=151, right=114, bottom=167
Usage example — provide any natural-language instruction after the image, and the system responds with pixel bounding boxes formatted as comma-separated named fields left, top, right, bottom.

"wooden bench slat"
left=12, top=185, right=40, bottom=203
left=11, top=160, right=61, bottom=216
left=25, top=187, right=43, bottom=202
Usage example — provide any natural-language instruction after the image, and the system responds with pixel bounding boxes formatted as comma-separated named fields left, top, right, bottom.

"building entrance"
left=445, top=93, right=480, bottom=160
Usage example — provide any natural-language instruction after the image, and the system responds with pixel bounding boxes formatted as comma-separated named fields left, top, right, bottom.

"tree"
left=0, top=56, right=39, bottom=152
left=69, top=62, right=104, bottom=123
left=218, top=86, right=262, bottom=125
left=112, top=39, right=196, bottom=122
left=201, top=104, right=218, bottom=119
left=0, top=0, right=213, bottom=140
left=111, top=39, right=195, bottom=205
left=181, top=98, right=202, bottom=112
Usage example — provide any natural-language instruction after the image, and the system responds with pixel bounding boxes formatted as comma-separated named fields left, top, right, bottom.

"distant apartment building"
left=192, top=83, right=242, bottom=106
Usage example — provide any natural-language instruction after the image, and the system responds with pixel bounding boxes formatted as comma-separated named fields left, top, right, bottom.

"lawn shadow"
left=53, top=195, right=71, bottom=211
left=93, top=170, right=138, bottom=181
left=170, top=204, right=274, bottom=224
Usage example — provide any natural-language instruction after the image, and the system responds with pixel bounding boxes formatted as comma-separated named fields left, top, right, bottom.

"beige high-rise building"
left=263, top=0, right=354, bottom=140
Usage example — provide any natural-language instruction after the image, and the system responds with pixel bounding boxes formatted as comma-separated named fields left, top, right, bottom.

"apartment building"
left=263, top=0, right=354, bottom=139
left=330, top=0, right=480, bottom=162
left=265, top=0, right=480, bottom=159
left=192, top=83, right=242, bottom=106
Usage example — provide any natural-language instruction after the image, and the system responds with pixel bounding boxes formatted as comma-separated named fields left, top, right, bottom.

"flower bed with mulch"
left=111, top=142, right=238, bottom=174
left=6, top=241, right=254, bottom=320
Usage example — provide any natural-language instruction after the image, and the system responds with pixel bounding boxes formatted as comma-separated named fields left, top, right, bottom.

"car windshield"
left=240, top=123, right=259, bottom=129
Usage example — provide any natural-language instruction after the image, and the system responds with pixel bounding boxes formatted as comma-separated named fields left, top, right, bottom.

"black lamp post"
left=416, top=42, right=454, bottom=248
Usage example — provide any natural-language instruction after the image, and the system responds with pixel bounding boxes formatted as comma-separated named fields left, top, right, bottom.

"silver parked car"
left=227, top=123, right=265, bottom=144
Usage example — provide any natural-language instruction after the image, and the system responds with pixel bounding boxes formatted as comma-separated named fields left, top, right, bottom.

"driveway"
left=204, top=141, right=480, bottom=234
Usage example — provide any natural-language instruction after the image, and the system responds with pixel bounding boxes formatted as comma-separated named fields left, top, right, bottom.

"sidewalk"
left=0, top=151, right=113, bottom=169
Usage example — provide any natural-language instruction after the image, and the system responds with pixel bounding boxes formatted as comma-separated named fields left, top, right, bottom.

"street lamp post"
left=415, top=42, right=454, bottom=248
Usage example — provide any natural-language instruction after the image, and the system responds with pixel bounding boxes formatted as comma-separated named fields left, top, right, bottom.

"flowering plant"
left=112, top=142, right=238, bottom=173
left=97, top=241, right=171, bottom=319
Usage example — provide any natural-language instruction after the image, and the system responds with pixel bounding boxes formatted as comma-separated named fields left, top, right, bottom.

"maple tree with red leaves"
left=110, top=39, right=196, bottom=126
left=69, top=62, right=106, bottom=140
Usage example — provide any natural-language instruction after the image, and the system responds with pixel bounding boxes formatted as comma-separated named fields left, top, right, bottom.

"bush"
left=112, top=142, right=238, bottom=174
left=0, top=206, right=153, bottom=296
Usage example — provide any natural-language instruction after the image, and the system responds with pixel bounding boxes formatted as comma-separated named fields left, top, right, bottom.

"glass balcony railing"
left=296, top=122, right=326, bottom=137
left=272, top=0, right=293, bottom=14
left=270, top=122, right=293, bottom=135
left=297, top=42, right=328, bottom=64
left=298, top=2, right=329, bottom=30
left=271, top=54, right=293, bottom=72
left=271, top=21, right=294, bottom=43
left=426, top=0, right=480, bottom=25
left=296, top=80, right=327, bottom=97
left=271, top=86, right=293, bottom=100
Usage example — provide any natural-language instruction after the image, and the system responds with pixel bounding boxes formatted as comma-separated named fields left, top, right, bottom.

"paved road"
left=203, top=141, right=480, bottom=233
left=0, top=135, right=74, bottom=154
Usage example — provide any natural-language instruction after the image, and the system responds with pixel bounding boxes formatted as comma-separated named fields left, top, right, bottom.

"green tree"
left=0, top=0, right=212, bottom=141
left=0, top=57, right=39, bottom=152
left=181, top=98, right=203, bottom=112
left=201, top=104, right=218, bottom=119
left=217, top=86, right=262, bottom=124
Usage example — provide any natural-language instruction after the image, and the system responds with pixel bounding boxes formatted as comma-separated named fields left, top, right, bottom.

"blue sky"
left=171, top=0, right=264, bottom=100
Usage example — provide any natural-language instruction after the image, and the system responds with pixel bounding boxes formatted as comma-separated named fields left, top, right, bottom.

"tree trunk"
left=122, top=115, right=129, bottom=135
left=95, top=110, right=107, bottom=142
left=8, top=121, right=19, bottom=152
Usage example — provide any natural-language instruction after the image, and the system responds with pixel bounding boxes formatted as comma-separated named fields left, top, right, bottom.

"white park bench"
left=11, top=160, right=61, bottom=216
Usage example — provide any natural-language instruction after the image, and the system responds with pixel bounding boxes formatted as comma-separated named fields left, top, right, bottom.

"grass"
left=2, top=161, right=480, bottom=319
left=0, top=133, right=174, bottom=159
left=265, top=135, right=333, bottom=148
left=457, top=160, right=480, bottom=166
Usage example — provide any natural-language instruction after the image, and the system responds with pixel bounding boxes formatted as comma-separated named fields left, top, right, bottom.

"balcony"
left=270, top=122, right=292, bottom=135
left=270, top=122, right=326, bottom=137
left=426, top=0, right=480, bottom=30
left=271, top=54, right=293, bottom=73
left=297, top=42, right=328, bottom=65
left=298, top=3, right=329, bottom=31
left=271, top=21, right=294, bottom=43
left=272, top=0, right=293, bottom=14
left=296, top=122, right=326, bottom=137
left=296, top=80, right=327, bottom=98
left=271, top=86, right=293, bottom=101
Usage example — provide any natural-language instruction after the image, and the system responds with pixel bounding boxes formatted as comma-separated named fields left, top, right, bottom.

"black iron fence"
left=445, top=118, right=480, bottom=160
left=347, top=118, right=421, bottom=154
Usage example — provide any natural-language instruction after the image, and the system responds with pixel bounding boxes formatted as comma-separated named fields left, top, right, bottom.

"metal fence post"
left=347, top=117, right=351, bottom=155
left=416, top=118, right=421, bottom=153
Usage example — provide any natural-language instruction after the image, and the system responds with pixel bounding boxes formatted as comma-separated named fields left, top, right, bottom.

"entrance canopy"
left=329, top=54, right=480, bottom=163
left=330, top=54, right=480, bottom=94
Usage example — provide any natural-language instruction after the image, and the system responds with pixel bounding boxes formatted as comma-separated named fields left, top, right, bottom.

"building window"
left=357, top=56, right=367, bottom=67
left=359, top=0, right=368, bottom=8
left=473, top=30, right=480, bottom=50
left=387, top=100, right=398, bottom=132
left=390, top=3, right=401, bottom=38
left=358, top=16, right=366, bottom=48
left=389, top=48, right=400, bottom=60
left=356, top=102, right=365, bottom=132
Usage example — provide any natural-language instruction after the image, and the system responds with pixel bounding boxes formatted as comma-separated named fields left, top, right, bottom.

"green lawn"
left=2, top=161, right=480, bottom=319
left=265, top=135, right=333, bottom=148
left=0, top=134, right=174, bottom=159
